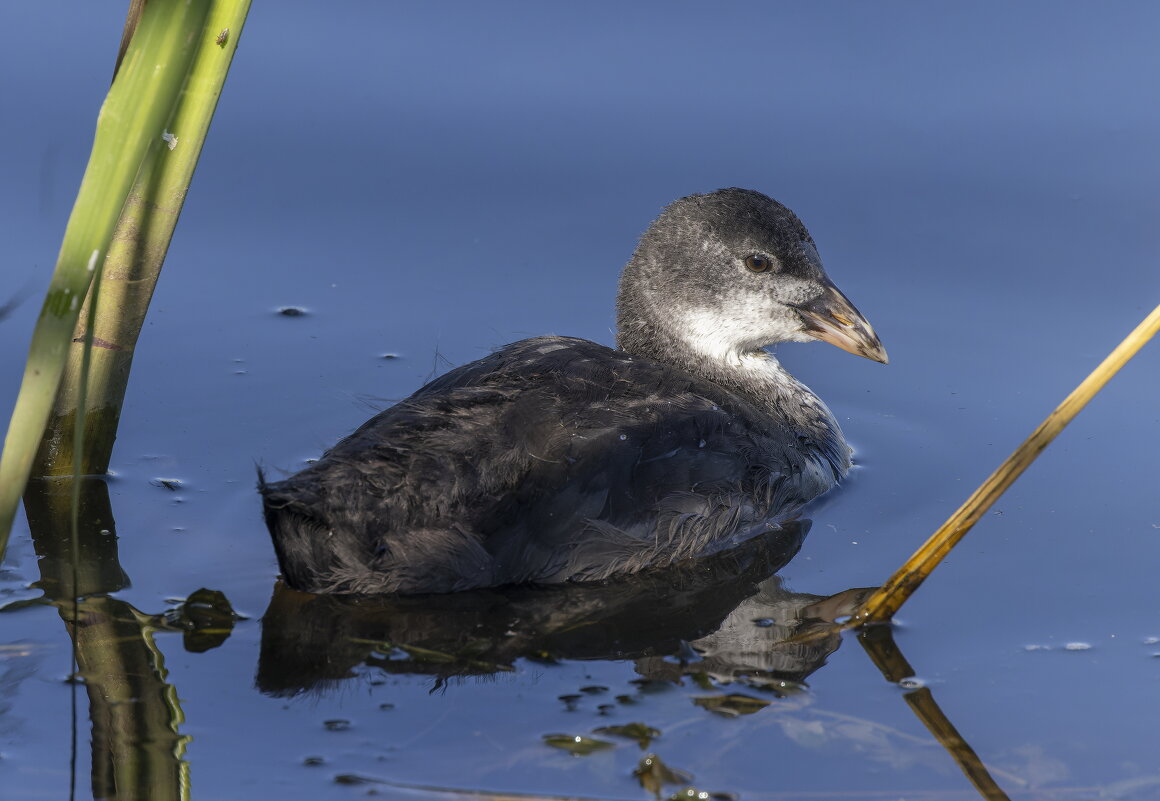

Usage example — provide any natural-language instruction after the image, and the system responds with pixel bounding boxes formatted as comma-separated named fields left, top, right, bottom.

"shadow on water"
left=20, top=476, right=239, bottom=801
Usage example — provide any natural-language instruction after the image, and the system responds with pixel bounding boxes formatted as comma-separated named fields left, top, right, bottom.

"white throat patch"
left=682, top=305, right=799, bottom=366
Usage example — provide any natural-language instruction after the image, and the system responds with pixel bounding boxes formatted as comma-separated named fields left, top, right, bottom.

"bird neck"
left=616, top=307, right=845, bottom=456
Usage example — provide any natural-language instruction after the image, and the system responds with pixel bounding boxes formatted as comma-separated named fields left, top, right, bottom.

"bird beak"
left=794, top=280, right=888, bottom=364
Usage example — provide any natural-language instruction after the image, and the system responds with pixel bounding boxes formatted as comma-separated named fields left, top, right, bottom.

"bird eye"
left=744, top=254, right=774, bottom=273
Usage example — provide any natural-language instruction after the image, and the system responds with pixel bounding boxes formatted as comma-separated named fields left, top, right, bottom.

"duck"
left=259, top=188, right=886, bottom=595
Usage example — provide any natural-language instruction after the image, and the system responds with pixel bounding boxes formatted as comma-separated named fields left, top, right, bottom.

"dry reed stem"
left=853, top=301, right=1160, bottom=624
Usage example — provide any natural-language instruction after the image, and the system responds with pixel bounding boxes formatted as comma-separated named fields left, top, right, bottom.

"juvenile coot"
left=260, top=188, right=886, bottom=595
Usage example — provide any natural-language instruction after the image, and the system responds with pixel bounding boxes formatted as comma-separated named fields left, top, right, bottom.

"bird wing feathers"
left=260, top=337, right=839, bottom=593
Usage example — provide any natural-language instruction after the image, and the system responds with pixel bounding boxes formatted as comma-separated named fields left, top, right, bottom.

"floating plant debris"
left=333, top=774, right=381, bottom=786
left=634, top=753, right=692, bottom=797
left=157, top=588, right=241, bottom=653
left=594, top=722, right=661, bottom=749
left=543, top=734, right=614, bottom=756
left=275, top=306, right=308, bottom=317
left=692, top=694, right=771, bottom=717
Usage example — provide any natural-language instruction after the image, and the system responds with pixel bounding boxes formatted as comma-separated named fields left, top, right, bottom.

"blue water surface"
left=2, top=3, right=1159, bottom=800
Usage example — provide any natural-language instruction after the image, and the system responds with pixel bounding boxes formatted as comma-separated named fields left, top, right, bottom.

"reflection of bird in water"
left=260, top=188, right=886, bottom=594
left=255, top=523, right=873, bottom=697
left=635, top=583, right=876, bottom=691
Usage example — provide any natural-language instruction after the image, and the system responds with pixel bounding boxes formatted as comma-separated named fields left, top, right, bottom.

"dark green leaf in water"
left=542, top=733, right=615, bottom=756
left=690, top=672, right=714, bottom=690
left=0, top=597, right=50, bottom=614
left=179, top=588, right=240, bottom=653
left=634, top=753, right=692, bottom=797
left=594, top=722, right=661, bottom=749
left=692, top=693, right=771, bottom=717
left=333, top=773, right=382, bottom=785
left=558, top=693, right=582, bottom=711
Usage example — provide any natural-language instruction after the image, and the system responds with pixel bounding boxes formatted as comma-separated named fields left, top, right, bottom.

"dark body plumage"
left=260, top=189, right=887, bottom=595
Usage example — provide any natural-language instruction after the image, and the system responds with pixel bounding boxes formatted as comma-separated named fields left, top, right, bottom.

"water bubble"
left=619, top=434, right=627, bottom=441
left=1064, top=642, right=1092, bottom=651
left=898, top=677, right=925, bottom=689
left=1023, top=644, right=1050, bottom=651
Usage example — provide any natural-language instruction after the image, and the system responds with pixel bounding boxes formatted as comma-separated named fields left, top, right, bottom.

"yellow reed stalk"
left=853, top=302, right=1160, bottom=624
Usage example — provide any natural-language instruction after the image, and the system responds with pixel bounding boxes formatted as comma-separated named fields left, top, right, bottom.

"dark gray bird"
left=259, top=188, right=887, bottom=595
